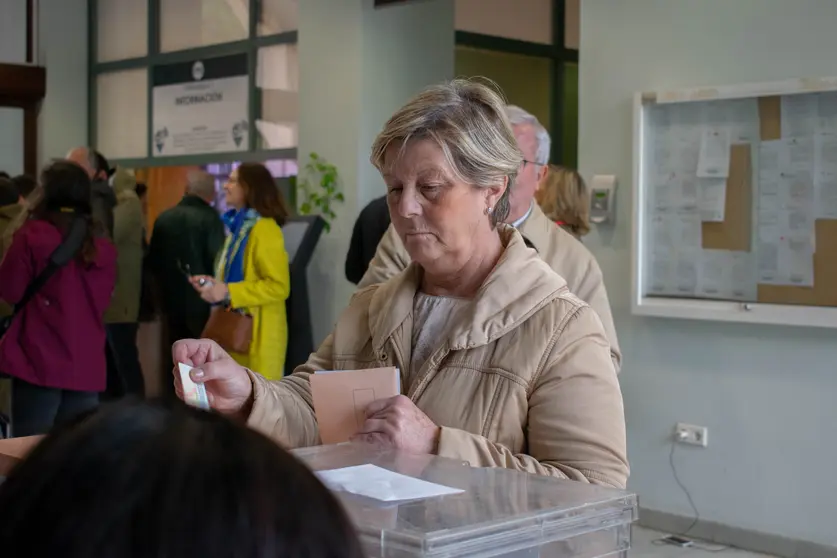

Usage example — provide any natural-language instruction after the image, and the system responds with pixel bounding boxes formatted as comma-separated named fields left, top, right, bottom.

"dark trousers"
left=104, top=322, right=145, bottom=401
left=11, top=378, right=98, bottom=437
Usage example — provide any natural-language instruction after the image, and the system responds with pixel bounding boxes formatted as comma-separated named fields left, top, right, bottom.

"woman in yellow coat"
left=190, top=163, right=292, bottom=380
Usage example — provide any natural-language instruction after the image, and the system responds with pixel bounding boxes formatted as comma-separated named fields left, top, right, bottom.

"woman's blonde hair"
left=370, top=78, right=523, bottom=227
left=536, top=164, right=591, bottom=237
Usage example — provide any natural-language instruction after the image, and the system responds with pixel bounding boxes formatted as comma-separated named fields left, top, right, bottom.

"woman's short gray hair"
left=370, top=78, right=523, bottom=227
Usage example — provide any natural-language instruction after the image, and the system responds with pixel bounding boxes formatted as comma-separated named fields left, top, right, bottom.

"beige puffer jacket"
left=357, top=203, right=622, bottom=373
left=247, top=226, right=628, bottom=488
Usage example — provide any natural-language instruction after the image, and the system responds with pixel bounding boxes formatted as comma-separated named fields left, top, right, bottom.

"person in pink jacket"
left=0, top=161, right=117, bottom=437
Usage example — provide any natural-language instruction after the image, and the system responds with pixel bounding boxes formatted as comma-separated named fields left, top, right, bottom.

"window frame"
left=454, top=0, right=578, bottom=166
left=88, top=0, right=298, bottom=167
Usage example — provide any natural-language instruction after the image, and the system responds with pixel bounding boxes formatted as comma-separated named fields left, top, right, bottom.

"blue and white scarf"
left=218, top=208, right=260, bottom=283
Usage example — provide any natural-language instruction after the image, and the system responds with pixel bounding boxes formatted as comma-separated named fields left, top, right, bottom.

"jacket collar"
left=179, top=195, right=212, bottom=209
left=517, top=202, right=554, bottom=255
left=367, top=225, right=568, bottom=352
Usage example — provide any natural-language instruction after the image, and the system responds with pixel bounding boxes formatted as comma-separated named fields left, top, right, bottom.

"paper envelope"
left=310, top=367, right=400, bottom=445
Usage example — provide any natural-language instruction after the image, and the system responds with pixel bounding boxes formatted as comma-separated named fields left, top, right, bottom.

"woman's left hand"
left=190, top=275, right=229, bottom=304
left=352, top=395, right=441, bottom=455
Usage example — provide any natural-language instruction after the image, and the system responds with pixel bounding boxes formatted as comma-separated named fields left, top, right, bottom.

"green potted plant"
left=295, top=152, right=344, bottom=232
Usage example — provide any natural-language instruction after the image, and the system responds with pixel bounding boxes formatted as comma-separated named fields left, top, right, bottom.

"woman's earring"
left=485, top=206, right=494, bottom=216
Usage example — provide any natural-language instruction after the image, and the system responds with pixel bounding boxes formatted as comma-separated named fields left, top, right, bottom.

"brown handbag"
left=201, top=306, right=253, bottom=354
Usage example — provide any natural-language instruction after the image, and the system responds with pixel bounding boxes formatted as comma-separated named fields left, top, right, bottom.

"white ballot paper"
left=697, top=178, right=727, bottom=222
left=697, top=127, right=731, bottom=178
left=178, top=362, right=210, bottom=410
left=316, top=464, right=464, bottom=502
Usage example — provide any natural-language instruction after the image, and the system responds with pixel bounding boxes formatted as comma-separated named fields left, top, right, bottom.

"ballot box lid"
left=292, top=444, right=637, bottom=558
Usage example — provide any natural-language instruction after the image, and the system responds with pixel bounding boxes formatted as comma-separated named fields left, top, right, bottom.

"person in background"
left=148, top=171, right=225, bottom=398
left=174, top=80, right=628, bottom=488
left=0, top=178, right=25, bottom=317
left=536, top=164, right=591, bottom=239
left=134, top=182, right=155, bottom=323
left=0, top=179, right=18, bottom=435
left=357, top=104, right=622, bottom=372
left=10, top=174, right=36, bottom=201
left=103, top=168, right=145, bottom=399
left=135, top=182, right=149, bottom=219
left=345, top=195, right=390, bottom=284
left=0, top=162, right=116, bottom=436
left=189, top=163, right=291, bottom=381
left=66, top=147, right=116, bottom=238
left=0, top=399, right=365, bottom=558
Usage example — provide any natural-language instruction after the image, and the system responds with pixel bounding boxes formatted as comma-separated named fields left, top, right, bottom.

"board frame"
left=632, top=75, right=837, bottom=328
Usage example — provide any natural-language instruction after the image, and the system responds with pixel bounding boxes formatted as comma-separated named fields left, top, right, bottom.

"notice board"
left=639, top=87, right=837, bottom=308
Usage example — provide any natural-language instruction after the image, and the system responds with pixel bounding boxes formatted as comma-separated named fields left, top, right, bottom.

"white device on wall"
left=589, top=174, right=617, bottom=224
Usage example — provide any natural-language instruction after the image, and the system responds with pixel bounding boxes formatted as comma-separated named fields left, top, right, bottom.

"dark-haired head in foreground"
left=0, top=399, right=365, bottom=558
left=11, top=174, right=37, bottom=200
left=0, top=178, right=19, bottom=206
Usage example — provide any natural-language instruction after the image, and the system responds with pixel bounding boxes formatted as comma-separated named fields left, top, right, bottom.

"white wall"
left=0, top=0, right=88, bottom=174
left=580, top=0, right=837, bottom=546
left=298, top=0, right=454, bottom=344
left=0, top=0, right=28, bottom=175
left=0, top=0, right=27, bottom=64
left=38, top=0, right=88, bottom=166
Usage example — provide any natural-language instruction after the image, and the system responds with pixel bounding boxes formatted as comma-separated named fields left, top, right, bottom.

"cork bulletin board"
left=638, top=83, right=837, bottom=310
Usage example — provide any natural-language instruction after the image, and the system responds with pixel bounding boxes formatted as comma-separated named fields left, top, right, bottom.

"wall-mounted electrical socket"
left=674, top=423, right=708, bottom=447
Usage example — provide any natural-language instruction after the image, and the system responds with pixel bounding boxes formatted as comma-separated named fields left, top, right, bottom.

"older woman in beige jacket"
left=173, top=79, right=628, bottom=489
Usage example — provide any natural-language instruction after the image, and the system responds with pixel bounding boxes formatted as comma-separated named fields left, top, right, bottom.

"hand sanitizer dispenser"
left=590, top=175, right=617, bottom=225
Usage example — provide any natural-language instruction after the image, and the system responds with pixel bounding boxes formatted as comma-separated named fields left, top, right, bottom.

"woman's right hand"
left=172, top=339, right=254, bottom=420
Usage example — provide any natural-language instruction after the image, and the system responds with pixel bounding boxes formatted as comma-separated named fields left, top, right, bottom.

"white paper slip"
left=696, top=127, right=731, bottom=178
left=178, top=363, right=210, bottom=410
left=316, top=464, right=464, bottom=502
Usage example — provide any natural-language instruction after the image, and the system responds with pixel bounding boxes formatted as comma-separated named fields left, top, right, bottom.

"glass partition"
left=97, top=0, right=148, bottom=61
left=96, top=69, right=149, bottom=159
left=91, top=0, right=298, bottom=167
left=160, top=0, right=249, bottom=52
left=257, top=44, right=299, bottom=150
left=258, top=0, right=298, bottom=35
left=454, top=0, right=579, bottom=165
left=454, top=0, right=553, bottom=45
left=564, top=0, right=579, bottom=49
left=455, top=46, right=552, bottom=133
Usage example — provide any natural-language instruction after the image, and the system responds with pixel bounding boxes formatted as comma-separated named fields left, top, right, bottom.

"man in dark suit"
left=148, top=170, right=225, bottom=398
left=66, top=147, right=117, bottom=238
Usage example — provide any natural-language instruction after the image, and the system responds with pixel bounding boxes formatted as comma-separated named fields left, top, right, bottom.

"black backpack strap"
left=10, top=216, right=88, bottom=318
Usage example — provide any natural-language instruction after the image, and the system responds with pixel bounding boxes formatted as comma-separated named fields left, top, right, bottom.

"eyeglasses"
left=522, top=159, right=544, bottom=169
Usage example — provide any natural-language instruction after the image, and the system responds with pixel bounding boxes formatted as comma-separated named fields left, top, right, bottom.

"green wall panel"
left=455, top=45, right=552, bottom=135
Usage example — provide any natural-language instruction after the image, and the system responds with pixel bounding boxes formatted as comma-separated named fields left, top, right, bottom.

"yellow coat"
left=219, top=218, right=290, bottom=380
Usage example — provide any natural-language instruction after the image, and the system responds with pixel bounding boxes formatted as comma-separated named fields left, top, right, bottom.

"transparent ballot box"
left=292, top=444, right=638, bottom=558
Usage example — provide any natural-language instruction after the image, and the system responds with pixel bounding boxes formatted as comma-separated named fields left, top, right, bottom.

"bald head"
left=186, top=170, right=217, bottom=203
left=66, top=147, right=98, bottom=179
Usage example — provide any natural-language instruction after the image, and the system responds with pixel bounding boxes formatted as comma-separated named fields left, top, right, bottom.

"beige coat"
left=104, top=168, right=144, bottom=323
left=357, top=204, right=622, bottom=372
left=248, top=227, right=628, bottom=489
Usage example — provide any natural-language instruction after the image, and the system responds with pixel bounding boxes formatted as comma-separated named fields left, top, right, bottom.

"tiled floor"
left=632, top=527, right=778, bottom=558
